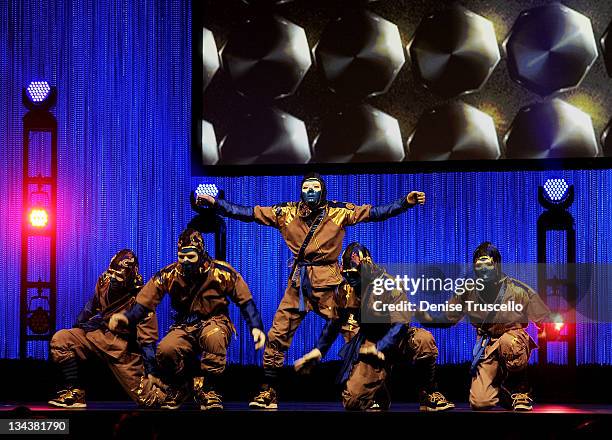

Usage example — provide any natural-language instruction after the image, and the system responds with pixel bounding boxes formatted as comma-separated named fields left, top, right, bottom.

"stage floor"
left=2, top=360, right=612, bottom=438
left=2, top=402, right=612, bottom=439
left=3, top=401, right=612, bottom=414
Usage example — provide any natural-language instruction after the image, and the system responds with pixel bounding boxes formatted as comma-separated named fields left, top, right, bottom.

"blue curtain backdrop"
left=193, top=171, right=612, bottom=366
left=0, top=0, right=192, bottom=358
left=1, top=1, right=611, bottom=365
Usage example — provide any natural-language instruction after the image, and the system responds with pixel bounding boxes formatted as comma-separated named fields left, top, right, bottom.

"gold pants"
left=342, top=328, right=438, bottom=410
left=469, top=328, right=532, bottom=410
left=50, top=328, right=165, bottom=407
left=156, top=315, right=233, bottom=381
left=263, top=282, right=337, bottom=371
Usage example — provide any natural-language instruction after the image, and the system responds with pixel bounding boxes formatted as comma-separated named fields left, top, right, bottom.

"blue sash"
left=336, top=332, right=366, bottom=384
left=289, top=210, right=325, bottom=312
left=470, top=335, right=491, bottom=376
left=470, top=281, right=507, bottom=375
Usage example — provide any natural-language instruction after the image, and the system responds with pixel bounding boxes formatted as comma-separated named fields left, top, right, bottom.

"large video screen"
left=192, top=0, right=612, bottom=175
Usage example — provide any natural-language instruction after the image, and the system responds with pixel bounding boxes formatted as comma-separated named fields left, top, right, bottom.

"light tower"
left=20, top=81, right=58, bottom=359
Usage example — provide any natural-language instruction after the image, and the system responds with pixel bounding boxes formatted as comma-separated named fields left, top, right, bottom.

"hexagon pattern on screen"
left=314, top=9, right=405, bottom=99
left=603, top=21, right=612, bottom=78
left=201, top=120, right=219, bottom=165
left=196, top=1, right=612, bottom=167
left=203, top=28, right=220, bottom=92
left=312, top=105, right=404, bottom=163
left=409, top=5, right=500, bottom=98
left=219, top=107, right=310, bottom=164
left=505, top=99, right=599, bottom=159
left=408, top=102, right=500, bottom=161
left=220, top=15, right=311, bottom=99
left=505, top=3, right=598, bottom=96
left=603, top=119, right=612, bottom=156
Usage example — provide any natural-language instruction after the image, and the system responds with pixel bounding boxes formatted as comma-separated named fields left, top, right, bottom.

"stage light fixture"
left=28, top=208, right=49, bottom=228
left=195, top=183, right=220, bottom=199
left=537, top=178, right=576, bottom=365
left=23, top=80, right=57, bottom=110
left=543, top=313, right=565, bottom=340
left=26, top=81, right=51, bottom=102
left=27, top=184, right=51, bottom=229
left=189, top=184, right=227, bottom=260
left=543, top=178, right=570, bottom=203
left=21, top=81, right=58, bottom=359
left=539, top=178, right=574, bottom=211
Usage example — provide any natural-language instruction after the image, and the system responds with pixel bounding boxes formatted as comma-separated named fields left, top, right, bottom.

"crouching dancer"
left=441, top=242, right=553, bottom=411
left=295, top=243, right=454, bottom=412
left=49, top=249, right=166, bottom=408
left=109, top=229, right=265, bottom=410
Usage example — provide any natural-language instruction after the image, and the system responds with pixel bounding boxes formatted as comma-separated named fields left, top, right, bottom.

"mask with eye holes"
left=177, top=228, right=210, bottom=279
left=106, top=249, right=142, bottom=301
left=472, top=241, right=502, bottom=286
left=341, top=242, right=379, bottom=292
left=300, top=172, right=327, bottom=210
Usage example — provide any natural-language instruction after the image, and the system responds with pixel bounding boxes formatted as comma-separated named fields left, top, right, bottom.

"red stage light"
left=29, top=208, right=49, bottom=228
